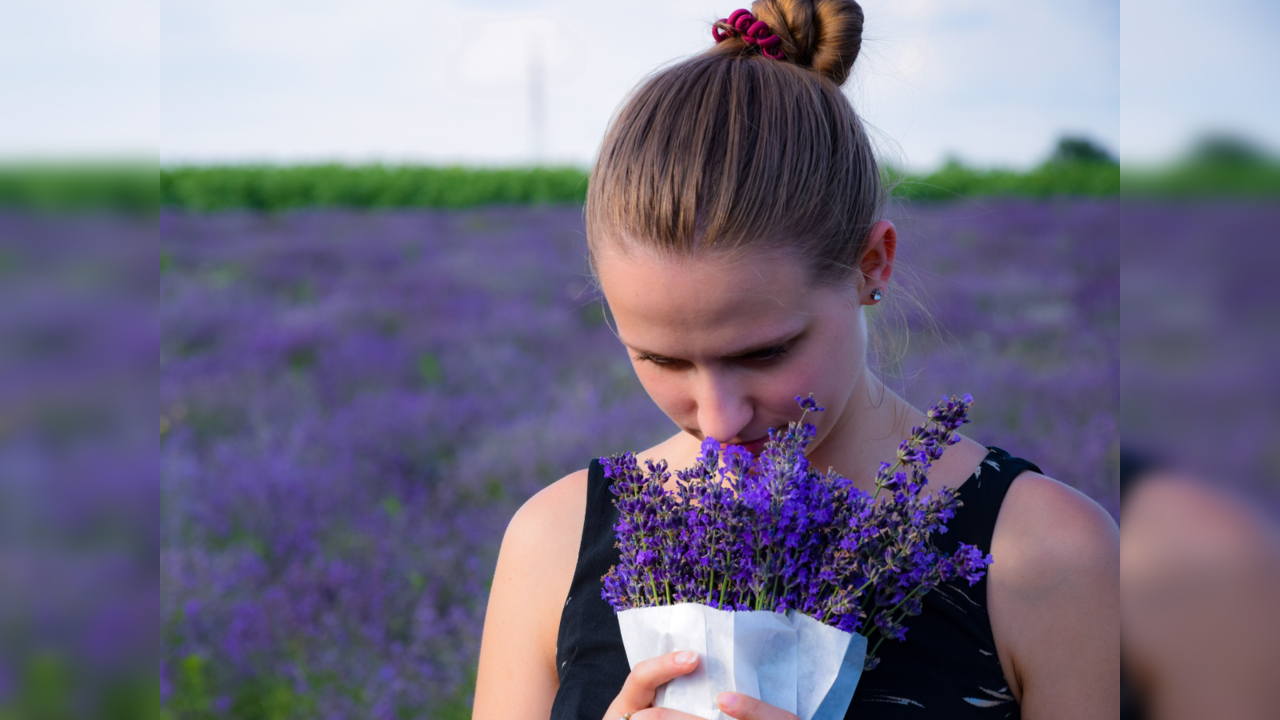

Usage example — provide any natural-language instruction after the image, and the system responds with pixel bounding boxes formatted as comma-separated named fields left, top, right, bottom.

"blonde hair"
left=585, top=0, right=883, bottom=288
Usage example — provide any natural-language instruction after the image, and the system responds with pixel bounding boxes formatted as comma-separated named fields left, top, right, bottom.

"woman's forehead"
left=595, top=244, right=826, bottom=353
left=596, top=240, right=808, bottom=290
left=597, top=244, right=811, bottom=308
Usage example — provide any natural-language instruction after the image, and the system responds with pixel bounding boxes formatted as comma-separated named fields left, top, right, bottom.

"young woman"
left=473, top=1, right=1119, bottom=718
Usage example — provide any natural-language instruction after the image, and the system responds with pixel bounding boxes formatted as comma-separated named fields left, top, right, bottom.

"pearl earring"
left=870, top=288, right=883, bottom=302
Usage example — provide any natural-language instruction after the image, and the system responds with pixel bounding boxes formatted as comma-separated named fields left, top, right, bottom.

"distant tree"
left=1187, top=133, right=1271, bottom=166
left=1050, top=136, right=1117, bottom=165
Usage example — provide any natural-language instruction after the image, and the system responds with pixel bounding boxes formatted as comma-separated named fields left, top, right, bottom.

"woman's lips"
left=733, top=436, right=770, bottom=456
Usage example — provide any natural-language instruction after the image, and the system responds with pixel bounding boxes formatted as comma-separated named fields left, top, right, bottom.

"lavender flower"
left=158, top=199, right=1118, bottom=712
left=602, top=394, right=990, bottom=669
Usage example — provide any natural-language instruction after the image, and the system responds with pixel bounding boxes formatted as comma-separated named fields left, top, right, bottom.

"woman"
left=473, top=1, right=1119, bottom=718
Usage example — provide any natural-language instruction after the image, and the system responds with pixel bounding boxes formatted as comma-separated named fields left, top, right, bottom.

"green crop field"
left=2, top=134, right=1277, bottom=212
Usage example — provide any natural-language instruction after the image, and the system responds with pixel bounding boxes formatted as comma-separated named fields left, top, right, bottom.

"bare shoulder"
left=1123, top=475, right=1280, bottom=572
left=1121, top=475, right=1280, bottom=717
left=987, top=471, right=1119, bottom=713
left=495, top=468, right=592, bottom=638
left=472, top=468, right=590, bottom=720
left=506, top=467, right=591, bottom=560
left=995, top=471, right=1119, bottom=572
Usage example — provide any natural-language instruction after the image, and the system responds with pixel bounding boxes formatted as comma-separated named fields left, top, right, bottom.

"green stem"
left=872, top=416, right=941, bottom=502
left=866, top=584, right=926, bottom=659
left=872, top=457, right=903, bottom=503
left=867, top=634, right=887, bottom=662
left=883, top=584, right=925, bottom=619
left=638, top=536, right=660, bottom=606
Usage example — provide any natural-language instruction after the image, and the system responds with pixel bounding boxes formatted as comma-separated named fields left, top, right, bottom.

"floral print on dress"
left=842, top=447, right=1038, bottom=718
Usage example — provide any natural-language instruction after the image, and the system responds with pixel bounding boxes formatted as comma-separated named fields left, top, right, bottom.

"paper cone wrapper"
left=617, top=603, right=867, bottom=720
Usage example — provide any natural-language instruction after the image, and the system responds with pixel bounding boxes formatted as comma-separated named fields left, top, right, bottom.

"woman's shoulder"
left=504, top=467, right=592, bottom=566
left=482, top=467, right=593, bottom=684
left=507, top=432, right=690, bottom=556
left=502, top=431, right=687, bottom=557
left=986, top=468, right=1120, bottom=708
left=993, top=470, right=1119, bottom=578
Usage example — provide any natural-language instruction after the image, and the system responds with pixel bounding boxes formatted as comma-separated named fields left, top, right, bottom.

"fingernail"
left=675, top=650, right=696, bottom=665
left=718, top=692, right=739, bottom=709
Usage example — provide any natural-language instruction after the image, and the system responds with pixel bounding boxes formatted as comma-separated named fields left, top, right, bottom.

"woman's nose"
left=694, top=372, right=752, bottom=443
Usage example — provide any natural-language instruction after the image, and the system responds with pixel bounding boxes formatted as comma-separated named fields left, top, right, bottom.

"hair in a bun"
left=747, top=0, right=864, bottom=86
left=586, top=0, right=882, bottom=288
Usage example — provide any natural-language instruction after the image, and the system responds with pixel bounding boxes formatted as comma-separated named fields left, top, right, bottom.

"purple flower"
left=796, top=394, right=825, bottom=413
left=603, top=394, right=983, bottom=669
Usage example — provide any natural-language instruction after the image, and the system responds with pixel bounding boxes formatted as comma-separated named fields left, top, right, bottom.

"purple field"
left=160, top=200, right=1118, bottom=717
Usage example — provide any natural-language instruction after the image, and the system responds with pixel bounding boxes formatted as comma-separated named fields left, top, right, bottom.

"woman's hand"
left=714, top=692, right=801, bottom=720
left=601, top=651, right=799, bottom=720
left=602, top=650, right=699, bottom=720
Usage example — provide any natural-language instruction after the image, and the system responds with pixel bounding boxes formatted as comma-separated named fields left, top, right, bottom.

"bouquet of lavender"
left=601, top=395, right=991, bottom=720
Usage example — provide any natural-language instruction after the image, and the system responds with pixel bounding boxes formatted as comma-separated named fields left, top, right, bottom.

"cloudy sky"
left=1, top=0, right=1272, bottom=168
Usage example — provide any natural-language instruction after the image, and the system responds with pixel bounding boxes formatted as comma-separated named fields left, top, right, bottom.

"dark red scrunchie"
left=713, top=8, right=785, bottom=60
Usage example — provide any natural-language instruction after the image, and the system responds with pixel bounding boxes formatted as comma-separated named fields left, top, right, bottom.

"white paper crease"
left=617, top=603, right=867, bottom=720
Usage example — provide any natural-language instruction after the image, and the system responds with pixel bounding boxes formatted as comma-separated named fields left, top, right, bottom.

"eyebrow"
left=623, top=328, right=807, bottom=361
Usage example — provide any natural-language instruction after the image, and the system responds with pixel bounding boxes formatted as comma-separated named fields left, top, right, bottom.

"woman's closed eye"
left=634, top=344, right=792, bottom=368
left=634, top=352, right=682, bottom=367
left=735, top=344, right=791, bottom=365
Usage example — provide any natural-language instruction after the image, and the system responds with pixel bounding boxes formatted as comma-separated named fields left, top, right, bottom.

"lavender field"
left=160, top=200, right=1118, bottom=718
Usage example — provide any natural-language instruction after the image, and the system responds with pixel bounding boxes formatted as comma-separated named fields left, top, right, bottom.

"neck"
left=807, top=367, right=925, bottom=493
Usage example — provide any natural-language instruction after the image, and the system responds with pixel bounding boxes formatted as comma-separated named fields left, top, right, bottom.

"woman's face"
left=595, top=242, right=871, bottom=456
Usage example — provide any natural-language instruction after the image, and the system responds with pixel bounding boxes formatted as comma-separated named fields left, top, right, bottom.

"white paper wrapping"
left=617, top=603, right=867, bottom=720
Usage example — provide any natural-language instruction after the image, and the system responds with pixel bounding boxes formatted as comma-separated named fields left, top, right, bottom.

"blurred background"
left=1, top=0, right=1277, bottom=717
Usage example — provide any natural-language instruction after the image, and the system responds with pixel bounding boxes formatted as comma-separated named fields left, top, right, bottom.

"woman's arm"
left=987, top=472, right=1120, bottom=719
left=473, top=470, right=588, bottom=720
left=1122, top=476, right=1280, bottom=718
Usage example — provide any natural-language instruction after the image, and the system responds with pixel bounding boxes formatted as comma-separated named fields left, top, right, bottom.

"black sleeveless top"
left=550, top=446, right=1042, bottom=720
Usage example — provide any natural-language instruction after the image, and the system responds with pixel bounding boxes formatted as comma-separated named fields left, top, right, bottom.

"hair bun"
left=750, top=0, right=864, bottom=86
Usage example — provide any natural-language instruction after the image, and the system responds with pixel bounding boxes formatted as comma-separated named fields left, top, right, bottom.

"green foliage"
left=160, top=165, right=590, bottom=211
left=889, top=159, right=1121, bottom=201
left=165, top=162, right=1122, bottom=209
left=229, top=677, right=311, bottom=720
left=168, top=654, right=214, bottom=720
left=0, top=652, right=156, bottom=720
left=101, top=678, right=162, bottom=720
left=1050, top=136, right=1117, bottom=165
left=0, top=163, right=157, bottom=213
left=1122, top=134, right=1280, bottom=197
left=1122, top=161, right=1280, bottom=197
left=162, top=655, right=314, bottom=720
left=432, top=668, right=477, bottom=720
left=7, top=133, right=1279, bottom=212
left=0, top=653, right=75, bottom=720
left=1187, top=133, right=1269, bottom=165
left=417, top=352, right=444, bottom=385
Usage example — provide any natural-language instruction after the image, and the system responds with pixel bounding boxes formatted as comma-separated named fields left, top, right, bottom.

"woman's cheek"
left=634, top=365, right=689, bottom=418
left=781, top=353, right=831, bottom=402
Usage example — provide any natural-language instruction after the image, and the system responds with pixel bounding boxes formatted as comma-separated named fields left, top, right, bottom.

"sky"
left=0, top=0, right=1272, bottom=169
left=1119, top=0, right=1280, bottom=165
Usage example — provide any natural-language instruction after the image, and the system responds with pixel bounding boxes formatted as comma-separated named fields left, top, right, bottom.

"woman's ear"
left=859, top=220, right=897, bottom=303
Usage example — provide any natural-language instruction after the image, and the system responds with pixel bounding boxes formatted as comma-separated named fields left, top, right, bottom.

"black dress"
left=550, top=446, right=1042, bottom=720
